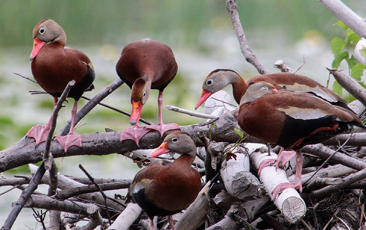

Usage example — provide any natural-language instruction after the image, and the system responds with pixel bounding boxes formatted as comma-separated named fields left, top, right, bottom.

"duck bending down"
left=27, top=19, right=95, bottom=152
left=195, top=69, right=352, bottom=112
left=128, top=131, right=201, bottom=230
left=237, top=81, right=365, bottom=200
left=116, top=39, right=180, bottom=145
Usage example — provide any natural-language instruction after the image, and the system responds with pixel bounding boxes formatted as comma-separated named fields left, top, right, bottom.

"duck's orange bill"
left=129, top=100, right=143, bottom=125
left=195, top=89, right=213, bottom=110
left=150, top=142, right=171, bottom=158
left=273, top=88, right=278, bottom=93
left=30, top=38, right=46, bottom=61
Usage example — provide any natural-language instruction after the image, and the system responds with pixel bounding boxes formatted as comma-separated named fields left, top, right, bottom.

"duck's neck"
left=171, top=153, right=196, bottom=170
left=226, top=71, right=247, bottom=104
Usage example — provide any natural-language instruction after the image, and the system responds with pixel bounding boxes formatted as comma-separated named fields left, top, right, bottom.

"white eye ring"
left=142, top=91, right=146, bottom=97
left=172, top=137, right=178, bottom=143
left=260, top=86, right=268, bottom=91
left=39, top=27, right=45, bottom=34
left=206, top=79, right=213, bottom=85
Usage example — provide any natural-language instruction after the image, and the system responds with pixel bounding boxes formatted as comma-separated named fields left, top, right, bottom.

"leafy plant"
left=330, top=21, right=366, bottom=101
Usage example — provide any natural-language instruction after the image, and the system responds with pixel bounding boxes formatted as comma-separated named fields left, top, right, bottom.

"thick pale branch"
left=318, top=0, right=366, bottom=38
left=0, top=111, right=263, bottom=172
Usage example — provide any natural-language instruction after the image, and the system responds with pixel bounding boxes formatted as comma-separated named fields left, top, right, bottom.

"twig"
left=302, top=144, right=366, bottom=171
left=274, top=60, right=294, bottom=73
left=32, top=208, right=47, bottom=230
left=225, top=0, right=270, bottom=74
left=307, top=168, right=366, bottom=200
left=79, top=164, right=112, bottom=225
left=1, top=80, right=75, bottom=230
left=165, top=105, right=219, bottom=119
left=55, top=182, right=131, bottom=200
left=303, top=135, right=351, bottom=186
left=81, top=96, right=151, bottom=125
left=328, top=68, right=366, bottom=107
left=59, top=78, right=124, bottom=136
left=45, top=80, right=75, bottom=159
left=13, top=72, right=37, bottom=84
left=28, top=90, right=151, bottom=125
left=29, top=164, right=125, bottom=213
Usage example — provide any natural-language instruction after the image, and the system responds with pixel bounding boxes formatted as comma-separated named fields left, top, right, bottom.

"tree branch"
left=317, top=0, right=366, bottom=38
left=1, top=111, right=263, bottom=172
left=225, top=0, right=270, bottom=74
left=327, top=68, right=366, bottom=107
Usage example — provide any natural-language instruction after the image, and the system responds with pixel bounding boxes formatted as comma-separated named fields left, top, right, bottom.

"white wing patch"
left=282, top=83, right=338, bottom=103
left=277, top=107, right=330, bottom=120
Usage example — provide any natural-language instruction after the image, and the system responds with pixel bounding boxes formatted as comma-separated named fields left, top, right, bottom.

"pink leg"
left=120, top=125, right=152, bottom=146
left=55, top=100, right=82, bottom=152
left=149, top=218, right=157, bottom=230
left=272, top=150, right=303, bottom=201
left=274, top=147, right=296, bottom=169
left=26, top=97, right=58, bottom=145
left=146, top=91, right=180, bottom=136
left=257, top=158, right=276, bottom=176
left=168, top=215, right=176, bottom=230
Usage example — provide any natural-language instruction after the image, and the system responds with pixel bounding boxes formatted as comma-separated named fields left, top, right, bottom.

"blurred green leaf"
left=350, top=63, right=366, bottom=81
left=334, top=21, right=348, bottom=31
left=332, top=81, right=343, bottom=97
left=347, top=56, right=359, bottom=69
left=332, top=51, right=348, bottom=68
left=345, top=30, right=360, bottom=44
left=331, top=37, right=346, bottom=56
left=234, top=128, right=243, bottom=138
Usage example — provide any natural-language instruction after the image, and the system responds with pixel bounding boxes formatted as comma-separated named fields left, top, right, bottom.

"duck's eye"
left=142, top=91, right=146, bottom=97
left=206, top=79, right=213, bottom=85
left=39, top=27, right=45, bottom=34
left=260, top=86, right=269, bottom=91
left=171, top=137, right=178, bottom=143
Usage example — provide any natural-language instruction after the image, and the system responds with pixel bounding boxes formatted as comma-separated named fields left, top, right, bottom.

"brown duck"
left=27, top=19, right=95, bottom=152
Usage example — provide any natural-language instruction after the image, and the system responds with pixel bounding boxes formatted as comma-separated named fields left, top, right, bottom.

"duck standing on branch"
left=237, top=81, right=366, bottom=200
left=195, top=69, right=351, bottom=111
left=116, top=39, right=180, bottom=145
left=27, top=19, right=95, bottom=152
left=128, top=131, right=201, bottom=230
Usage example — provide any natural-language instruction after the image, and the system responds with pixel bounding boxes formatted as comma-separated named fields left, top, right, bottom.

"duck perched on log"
left=237, top=81, right=365, bottom=199
left=116, top=38, right=180, bottom=145
left=27, top=19, right=95, bottom=152
left=195, top=69, right=351, bottom=112
left=128, top=131, right=201, bottom=230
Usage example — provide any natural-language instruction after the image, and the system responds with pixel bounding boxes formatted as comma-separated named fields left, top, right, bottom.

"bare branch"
left=225, top=0, right=270, bottom=74
left=166, top=105, right=219, bottom=119
left=306, top=168, right=366, bottom=200
left=1, top=80, right=75, bottom=230
left=328, top=68, right=366, bottom=107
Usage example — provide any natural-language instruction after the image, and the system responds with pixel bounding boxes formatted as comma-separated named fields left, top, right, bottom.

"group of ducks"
left=26, top=19, right=365, bottom=229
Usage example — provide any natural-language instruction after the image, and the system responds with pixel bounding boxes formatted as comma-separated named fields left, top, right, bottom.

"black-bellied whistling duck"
left=27, top=19, right=95, bottom=152
left=195, top=69, right=351, bottom=111
left=116, top=38, right=180, bottom=145
left=128, top=131, right=201, bottom=230
left=237, top=81, right=365, bottom=200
